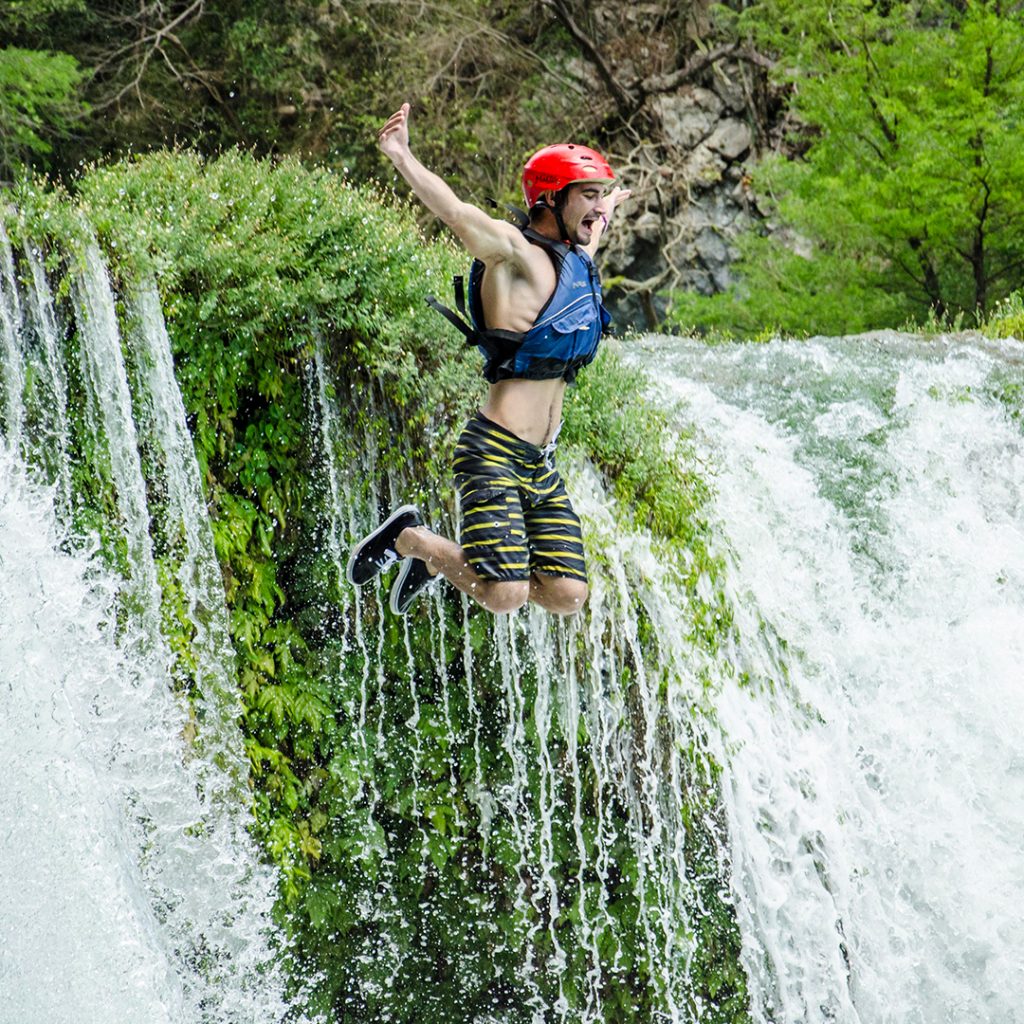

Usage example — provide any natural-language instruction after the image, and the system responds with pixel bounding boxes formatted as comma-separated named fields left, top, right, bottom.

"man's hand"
left=605, top=185, right=633, bottom=222
left=580, top=184, right=633, bottom=258
left=378, top=103, right=412, bottom=164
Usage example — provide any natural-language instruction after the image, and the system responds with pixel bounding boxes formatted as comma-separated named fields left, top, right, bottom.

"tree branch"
left=641, top=42, right=774, bottom=96
left=540, top=0, right=639, bottom=117
left=907, top=235, right=945, bottom=316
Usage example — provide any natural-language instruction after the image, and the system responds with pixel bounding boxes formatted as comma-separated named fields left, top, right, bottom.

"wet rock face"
left=601, top=66, right=769, bottom=330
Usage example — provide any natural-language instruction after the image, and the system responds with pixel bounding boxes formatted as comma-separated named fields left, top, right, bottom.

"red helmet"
left=522, top=144, right=615, bottom=207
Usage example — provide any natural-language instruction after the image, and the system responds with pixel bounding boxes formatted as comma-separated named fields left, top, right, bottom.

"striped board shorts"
left=453, top=412, right=587, bottom=583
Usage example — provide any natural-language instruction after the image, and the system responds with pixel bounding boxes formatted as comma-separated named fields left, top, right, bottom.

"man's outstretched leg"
left=347, top=507, right=590, bottom=616
left=397, top=525, right=588, bottom=615
left=395, top=525, right=531, bottom=614
left=347, top=506, right=531, bottom=615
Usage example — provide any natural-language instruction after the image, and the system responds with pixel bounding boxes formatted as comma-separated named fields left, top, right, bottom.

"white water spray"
left=0, top=243, right=305, bottom=1023
left=634, top=332, right=1024, bottom=1024
left=0, top=449, right=295, bottom=1023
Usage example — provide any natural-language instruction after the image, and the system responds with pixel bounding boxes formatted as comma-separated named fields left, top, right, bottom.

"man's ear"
left=528, top=191, right=556, bottom=223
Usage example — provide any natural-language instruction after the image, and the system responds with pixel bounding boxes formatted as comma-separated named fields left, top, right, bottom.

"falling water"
left=0, top=447, right=295, bottom=1023
left=0, top=451, right=179, bottom=1024
left=633, top=331, right=1024, bottom=1024
left=22, top=239, right=73, bottom=509
left=0, top=241, right=302, bottom=1022
left=0, top=218, right=26, bottom=445
left=127, top=280, right=248, bottom=789
left=71, top=237, right=164, bottom=641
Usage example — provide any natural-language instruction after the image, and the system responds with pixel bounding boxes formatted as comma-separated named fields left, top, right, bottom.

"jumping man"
left=347, top=102, right=631, bottom=616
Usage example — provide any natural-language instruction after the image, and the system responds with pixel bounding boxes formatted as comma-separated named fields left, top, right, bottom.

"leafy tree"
left=671, top=0, right=1024, bottom=336
left=0, top=47, right=85, bottom=180
left=0, top=1, right=88, bottom=179
left=0, top=0, right=735, bottom=203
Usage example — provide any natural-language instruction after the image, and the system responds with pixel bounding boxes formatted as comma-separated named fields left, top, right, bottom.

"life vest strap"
left=485, top=198, right=530, bottom=230
left=425, top=293, right=525, bottom=356
left=425, top=293, right=476, bottom=344
left=427, top=215, right=575, bottom=364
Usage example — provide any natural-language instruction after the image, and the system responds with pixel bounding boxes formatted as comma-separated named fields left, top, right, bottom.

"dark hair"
left=527, top=187, right=569, bottom=224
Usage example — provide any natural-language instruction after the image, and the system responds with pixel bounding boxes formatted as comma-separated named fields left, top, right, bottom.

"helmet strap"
left=529, top=190, right=573, bottom=244
left=552, top=187, right=572, bottom=243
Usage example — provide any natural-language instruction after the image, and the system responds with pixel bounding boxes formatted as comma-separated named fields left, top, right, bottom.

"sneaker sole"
left=389, top=558, right=437, bottom=616
left=346, top=504, right=422, bottom=586
left=389, top=558, right=415, bottom=616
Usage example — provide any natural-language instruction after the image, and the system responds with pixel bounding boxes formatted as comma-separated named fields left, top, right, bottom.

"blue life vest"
left=427, top=225, right=611, bottom=385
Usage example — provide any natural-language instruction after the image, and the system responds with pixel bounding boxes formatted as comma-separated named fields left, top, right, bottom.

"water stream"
left=632, top=332, right=1024, bottom=1024
left=0, top=249, right=299, bottom=1023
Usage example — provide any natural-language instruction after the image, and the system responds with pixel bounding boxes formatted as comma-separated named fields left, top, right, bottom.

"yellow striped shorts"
left=453, top=412, right=587, bottom=583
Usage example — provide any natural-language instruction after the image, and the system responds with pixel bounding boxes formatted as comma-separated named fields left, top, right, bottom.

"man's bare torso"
left=477, top=241, right=565, bottom=447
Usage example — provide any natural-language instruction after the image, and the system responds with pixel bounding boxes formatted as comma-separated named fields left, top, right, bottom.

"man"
left=347, top=102, right=630, bottom=616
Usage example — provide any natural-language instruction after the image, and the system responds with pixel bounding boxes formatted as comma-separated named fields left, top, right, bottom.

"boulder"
left=683, top=143, right=727, bottom=189
left=689, top=86, right=725, bottom=117
left=632, top=210, right=662, bottom=243
left=711, top=69, right=749, bottom=114
left=652, top=94, right=715, bottom=148
left=705, top=119, right=753, bottom=160
left=694, top=226, right=729, bottom=268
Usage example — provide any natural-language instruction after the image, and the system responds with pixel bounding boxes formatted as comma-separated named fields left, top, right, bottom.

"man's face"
left=560, top=183, right=609, bottom=245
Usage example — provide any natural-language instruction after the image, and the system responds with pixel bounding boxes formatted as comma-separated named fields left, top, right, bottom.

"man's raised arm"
left=378, top=103, right=521, bottom=265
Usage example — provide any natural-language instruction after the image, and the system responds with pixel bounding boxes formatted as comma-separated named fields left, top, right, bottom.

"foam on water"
left=633, top=332, right=1024, bottom=1024
left=0, top=452, right=182, bottom=1023
left=0, top=446, right=296, bottom=1024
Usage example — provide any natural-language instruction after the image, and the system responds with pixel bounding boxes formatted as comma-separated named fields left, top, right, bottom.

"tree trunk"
left=908, top=236, right=946, bottom=319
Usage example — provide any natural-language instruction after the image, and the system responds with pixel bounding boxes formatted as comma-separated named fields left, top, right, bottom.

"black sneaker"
left=346, top=505, right=423, bottom=586
left=389, top=557, right=438, bottom=615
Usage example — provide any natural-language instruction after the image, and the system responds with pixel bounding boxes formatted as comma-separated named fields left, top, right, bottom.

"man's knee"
left=476, top=579, right=531, bottom=614
left=532, top=575, right=589, bottom=616
left=551, top=580, right=589, bottom=616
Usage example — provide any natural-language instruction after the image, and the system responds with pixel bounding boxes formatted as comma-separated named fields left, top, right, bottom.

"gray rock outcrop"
left=601, top=63, right=772, bottom=329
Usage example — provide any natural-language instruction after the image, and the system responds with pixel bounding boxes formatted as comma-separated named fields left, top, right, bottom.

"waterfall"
left=71, top=237, right=164, bottom=642
left=0, top=449, right=181, bottom=1024
left=127, top=280, right=248, bottom=790
left=634, top=332, right=1024, bottom=1024
left=13, top=174, right=1021, bottom=1024
left=0, top=218, right=26, bottom=446
left=22, top=239, right=73, bottom=510
left=0, top=244, right=302, bottom=1023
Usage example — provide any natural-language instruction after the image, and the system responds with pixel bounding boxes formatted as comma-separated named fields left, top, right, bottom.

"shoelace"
left=371, top=548, right=399, bottom=572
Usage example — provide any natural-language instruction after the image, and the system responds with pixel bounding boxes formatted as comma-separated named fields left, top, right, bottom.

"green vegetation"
left=0, top=0, right=712, bottom=203
left=11, top=151, right=749, bottom=1023
left=6, top=0, right=1024, bottom=338
left=671, top=0, right=1024, bottom=338
left=0, top=45, right=85, bottom=179
left=983, top=290, right=1024, bottom=340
